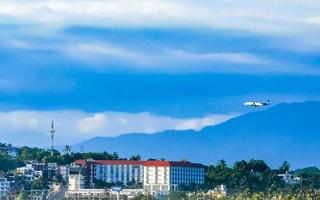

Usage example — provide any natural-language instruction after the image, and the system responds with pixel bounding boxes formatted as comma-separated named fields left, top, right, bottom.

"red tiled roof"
left=94, top=160, right=145, bottom=165
left=144, top=161, right=170, bottom=166
left=144, top=161, right=204, bottom=168
left=73, top=159, right=145, bottom=165
left=73, top=160, right=204, bottom=168
left=74, top=160, right=87, bottom=165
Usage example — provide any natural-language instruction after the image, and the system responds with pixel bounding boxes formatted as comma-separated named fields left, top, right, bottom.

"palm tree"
left=63, top=145, right=72, bottom=156
left=279, top=161, right=290, bottom=173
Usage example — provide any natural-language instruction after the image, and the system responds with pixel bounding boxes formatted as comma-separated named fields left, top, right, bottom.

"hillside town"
left=1, top=145, right=208, bottom=199
left=0, top=142, right=319, bottom=200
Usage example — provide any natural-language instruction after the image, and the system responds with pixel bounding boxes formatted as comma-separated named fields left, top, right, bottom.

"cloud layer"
left=0, top=0, right=319, bottom=77
left=0, top=110, right=236, bottom=146
left=0, top=0, right=319, bottom=36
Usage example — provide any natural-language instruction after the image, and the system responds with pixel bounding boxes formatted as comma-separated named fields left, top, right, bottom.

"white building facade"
left=59, top=165, right=70, bottom=181
left=68, top=167, right=86, bottom=191
left=143, top=161, right=205, bottom=192
left=72, top=159, right=205, bottom=192
left=93, top=160, right=144, bottom=185
left=68, top=174, right=86, bottom=191
left=0, top=178, right=10, bottom=196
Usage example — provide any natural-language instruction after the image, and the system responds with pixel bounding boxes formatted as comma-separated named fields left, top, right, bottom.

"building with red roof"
left=70, top=159, right=204, bottom=192
left=143, top=160, right=204, bottom=192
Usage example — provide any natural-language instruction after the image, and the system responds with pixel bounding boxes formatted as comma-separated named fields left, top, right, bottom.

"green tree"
left=231, top=160, right=249, bottom=189
left=0, top=154, right=21, bottom=171
left=17, top=190, right=28, bottom=200
left=31, top=178, right=44, bottom=190
left=129, top=155, right=141, bottom=161
left=207, top=160, right=232, bottom=187
left=63, top=145, right=72, bottom=156
left=20, top=147, right=32, bottom=161
left=279, top=161, right=290, bottom=173
left=247, top=159, right=270, bottom=173
left=295, top=167, right=320, bottom=189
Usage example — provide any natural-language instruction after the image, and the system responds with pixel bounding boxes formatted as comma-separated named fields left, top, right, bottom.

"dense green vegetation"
left=18, top=145, right=125, bottom=164
left=2, top=142, right=320, bottom=199
left=205, top=159, right=320, bottom=191
left=206, top=159, right=286, bottom=192
left=0, top=154, right=21, bottom=172
left=0, top=143, right=140, bottom=172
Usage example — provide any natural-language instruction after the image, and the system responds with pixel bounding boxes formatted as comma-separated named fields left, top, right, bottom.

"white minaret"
left=50, top=120, right=56, bottom=156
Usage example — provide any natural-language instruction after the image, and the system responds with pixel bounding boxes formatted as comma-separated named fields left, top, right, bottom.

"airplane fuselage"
left=244, top=101, right=269, bottom=107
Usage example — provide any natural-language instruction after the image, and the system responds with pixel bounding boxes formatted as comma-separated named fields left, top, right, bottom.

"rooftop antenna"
left=50, top=120, right=56, bottom=157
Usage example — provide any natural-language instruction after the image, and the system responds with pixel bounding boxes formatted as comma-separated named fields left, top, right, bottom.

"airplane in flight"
left=244, top=100, right=270, bottom=107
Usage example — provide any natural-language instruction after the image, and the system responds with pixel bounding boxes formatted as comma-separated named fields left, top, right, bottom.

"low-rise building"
left=16, top=166, right=35, bottom=181
left=0, top=178, right=10, bottom=197
left=278, top=171, right=301, bottom=185
left=65, top=189, right=106, bottom=199
left=68, top=167, right=86, bottom=191
left=207, top=184, right=227, bottom=198
left=65, top=188, right=144, bottom=199
left=59, top=165, right=70, bottom=181
left=16, top=162, right=59, bottom=181
left=17, top=166, right=33, bottom=175
left=33, top=162, right=58, bottom=178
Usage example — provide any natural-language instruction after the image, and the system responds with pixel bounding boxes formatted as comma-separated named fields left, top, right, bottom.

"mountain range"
left=73, top=101, right=320, bottom=168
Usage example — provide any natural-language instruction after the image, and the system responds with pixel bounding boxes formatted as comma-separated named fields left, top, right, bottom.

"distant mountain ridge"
left=73, top=101, right=320, bottom=168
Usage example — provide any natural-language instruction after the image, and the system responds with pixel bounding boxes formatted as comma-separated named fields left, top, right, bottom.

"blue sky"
left=0, top=0, right=319, bottom=146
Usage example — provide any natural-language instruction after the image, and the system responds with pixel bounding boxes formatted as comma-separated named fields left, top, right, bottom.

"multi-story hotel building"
left=72, top=159, right=204, bottom=192
left=143, top=161, right=205, bottom=192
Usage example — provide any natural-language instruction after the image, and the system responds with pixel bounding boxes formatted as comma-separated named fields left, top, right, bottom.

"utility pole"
left=50, top=120, right=56, bottom=157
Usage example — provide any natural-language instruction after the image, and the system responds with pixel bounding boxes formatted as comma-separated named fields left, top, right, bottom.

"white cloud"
left=0, top=110, right=237, bottom=146
left=305, top=16, right=320, bottom=25
left=61, top=42, right=274, bottom=72
left=62, top=42, right=150, bottom=65
left=0, top=0, right=318, bottom=76
left=170, top=50, right=270, bottom=65
left=61, top=42, right=319, bottom=75
left=2, top=37, right=319, bottom=75
left=0, top=0, right=319, bottom=36
left=3, top=38, right=318, bottom=75
left=78, top=113, right=108, bottom=134
left=174, top=114, right=234, bottom=131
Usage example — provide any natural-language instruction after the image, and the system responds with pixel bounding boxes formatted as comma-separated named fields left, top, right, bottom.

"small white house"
left=0, top=178, right=10, bottom=196
left=278, top=171, right=301, bottom=185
